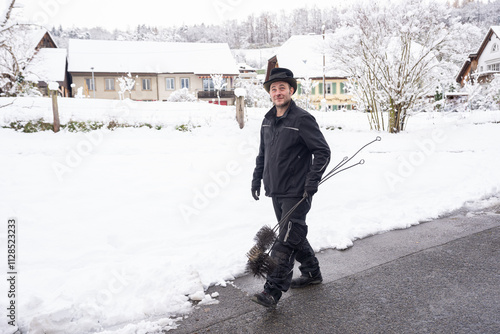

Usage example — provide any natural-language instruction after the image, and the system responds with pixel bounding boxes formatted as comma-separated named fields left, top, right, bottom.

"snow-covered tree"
left=117, top=72, right=136, bottom=100
left=25, top=2, right=493, bottom=52
left=298, top=76, right=317, bottom=111
left=1, top=0, right=20, bottom=95
left=329, top=0, right=459, bottom=133
left=461, top=74, right=500, bottom=111
left=486, top=74, right=500, bottom=108
left=234, top=77, right=271, bottom=108
left=431, top=21, right=483, bottom=110
left=210, top=73, right=227, bottom=105
left=0, top=0, right=42, bottom=97
left=45, top=5, right=343, bottom=50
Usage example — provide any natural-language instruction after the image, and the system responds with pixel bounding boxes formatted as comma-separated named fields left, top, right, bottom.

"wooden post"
left=49, top=85, right=60, bottom=133
left=236, top=95, right=245, bottom=129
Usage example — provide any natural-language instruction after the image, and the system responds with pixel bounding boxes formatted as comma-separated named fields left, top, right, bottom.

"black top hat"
left=263, top=67, right=297, bottom=95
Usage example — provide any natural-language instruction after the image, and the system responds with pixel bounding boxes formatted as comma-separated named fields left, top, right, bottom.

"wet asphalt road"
left=169, top=204, right=500, bottom=334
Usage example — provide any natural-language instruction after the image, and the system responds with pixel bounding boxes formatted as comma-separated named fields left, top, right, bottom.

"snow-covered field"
left=1, top=97, right=500, bottom=333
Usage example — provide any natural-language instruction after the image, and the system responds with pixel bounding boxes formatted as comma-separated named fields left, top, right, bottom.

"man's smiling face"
left=270, top=81, right=294, bottom=109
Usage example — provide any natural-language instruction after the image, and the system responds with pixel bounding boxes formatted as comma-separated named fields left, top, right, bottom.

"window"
left=181, top=78, right=189, bottom=89
left=340, top=82, right=345, bottom=94
left=493, top=43, right=499, bottom=52
left=203, top=78, right=215, bottom=91
left=165, top=78, right=175, bottom=90
left=325, top=83, right=332, bottom=95
left=487, top=63, right=500, bottom=72
left=142, top=78, right=151, bottom=91
left=85, top=78, right=95, bottom=91
left=105, top=78, right=115, bottom=91
left=203, top=78, right=227, bottom=91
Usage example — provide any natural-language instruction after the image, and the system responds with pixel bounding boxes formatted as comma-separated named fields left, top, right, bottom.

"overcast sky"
left=18, top=0, right=349, bottom=31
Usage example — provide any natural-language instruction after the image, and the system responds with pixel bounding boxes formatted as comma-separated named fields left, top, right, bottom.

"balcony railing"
left=197, top=90, right=235, bottom=99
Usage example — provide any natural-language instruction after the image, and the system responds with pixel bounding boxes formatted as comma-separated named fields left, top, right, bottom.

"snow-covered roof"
left=67, top=39, right=240, bottom=75
left=25, top=48, right=67, bottom=83
left=275, top=34, right=348, bottom=78
left=471, top=26, right=500, bottom=61
left=491, top=26, right=500, bottom=40
left=14, top=27, right=58, bottom=51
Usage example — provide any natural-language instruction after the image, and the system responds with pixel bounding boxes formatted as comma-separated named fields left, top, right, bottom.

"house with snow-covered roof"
left=266, top=34, right=354, bottom=111
left=67, top=39, right=240, bottom=104
left=1, top=27, right=69, bottom=96
left=26, top=48, right=69, bottom=96
left=238, top=63, right=258, bottom=79
left=27, top=29, right=71, bottom=97
left=456, top=26, right=500, bottom=86
left=24, top=27, right=58, bottom=50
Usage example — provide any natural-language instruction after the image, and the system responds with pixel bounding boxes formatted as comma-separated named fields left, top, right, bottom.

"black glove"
left=303, top=184, right=318, bottom=198
left=251, top=187, right=260, bottom=201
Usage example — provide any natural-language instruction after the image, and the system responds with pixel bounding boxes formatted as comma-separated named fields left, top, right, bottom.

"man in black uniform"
left=251, top=67, right=331, bottom=307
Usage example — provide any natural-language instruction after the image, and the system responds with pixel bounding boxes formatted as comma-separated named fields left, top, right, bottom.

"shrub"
left=168, top=88, right=197, bottom=102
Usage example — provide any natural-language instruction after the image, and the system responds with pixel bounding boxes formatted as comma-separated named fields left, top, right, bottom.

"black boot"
left=251, top=290, right=281, bottom=308
left=290, top=271, right=323, bottom=289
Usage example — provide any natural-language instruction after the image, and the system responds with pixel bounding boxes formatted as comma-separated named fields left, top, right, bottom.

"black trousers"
left=264, top=196, right=320, bottom=295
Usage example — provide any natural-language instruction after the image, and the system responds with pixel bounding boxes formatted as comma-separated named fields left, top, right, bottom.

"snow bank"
left=1, top=97, right=500, bottom=333
left=0, top=97, right=229, bottom=129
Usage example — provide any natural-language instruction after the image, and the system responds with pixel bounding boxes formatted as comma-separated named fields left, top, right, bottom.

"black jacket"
left=252, top=100, right=331, bottom=197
